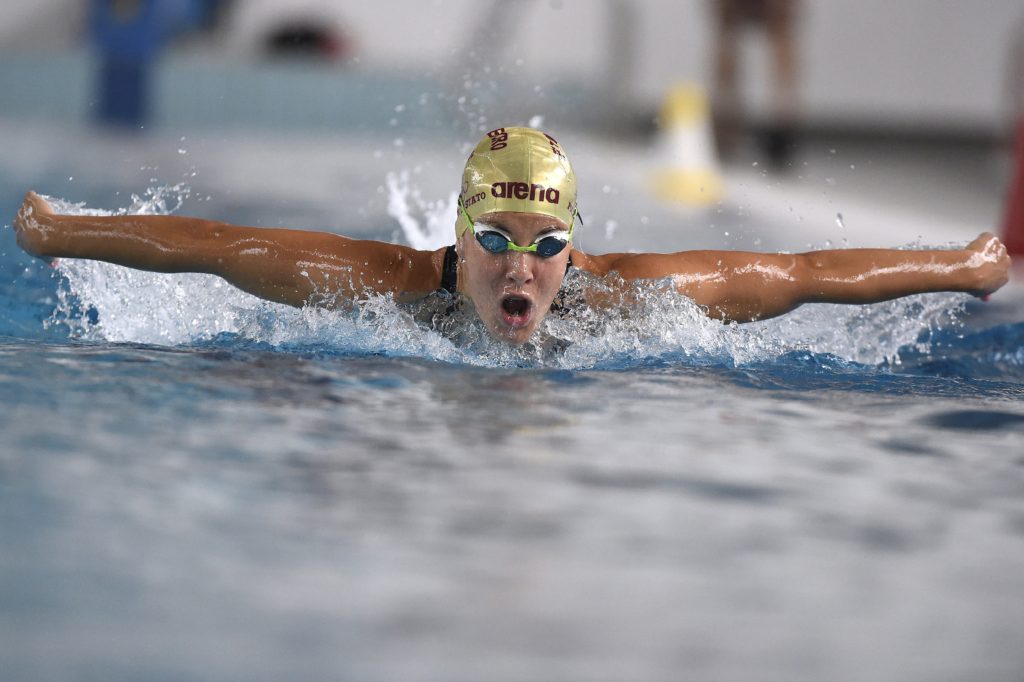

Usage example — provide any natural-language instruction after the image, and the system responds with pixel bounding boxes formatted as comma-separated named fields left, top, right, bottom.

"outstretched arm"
left=578, top=233, right=1011, bottom=322
left=12, top=191, right=444, bottom=307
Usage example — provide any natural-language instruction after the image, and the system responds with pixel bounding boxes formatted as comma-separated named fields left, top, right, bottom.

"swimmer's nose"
left=504, top=251, right=534, bottom=286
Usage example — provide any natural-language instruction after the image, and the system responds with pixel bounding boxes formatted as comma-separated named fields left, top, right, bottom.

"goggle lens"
left=536, top=236, right=569, bottom=257
left=475, top=231, right=569, bottom=258
left=477, top=231, right=512, bottom=254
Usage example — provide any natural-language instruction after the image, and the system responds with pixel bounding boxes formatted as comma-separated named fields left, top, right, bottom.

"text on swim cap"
left=491, top=182, right=560, bottom=204
left=487, top=128, right=508, bottom=150
left=543, top=133, right=565, bottom=160
left=463, top=191, right=486, bottom=208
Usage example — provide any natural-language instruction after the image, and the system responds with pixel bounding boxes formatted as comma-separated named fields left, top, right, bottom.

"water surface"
left=2, top=138, right=1023, bottom=682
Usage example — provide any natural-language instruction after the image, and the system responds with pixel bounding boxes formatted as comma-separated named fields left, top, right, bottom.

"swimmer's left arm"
left=581, top=233, right=1010, bottom=322
left=11, top=191, right=445, bottom=308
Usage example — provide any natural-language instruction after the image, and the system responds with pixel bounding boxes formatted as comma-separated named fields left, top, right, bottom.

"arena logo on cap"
left=491, top=181, right=560, bottom=204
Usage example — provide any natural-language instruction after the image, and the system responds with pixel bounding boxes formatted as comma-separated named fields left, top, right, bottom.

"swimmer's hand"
left=962, top=232, right=1010, bottom=299
left=12, top=191, right=56, bottom=259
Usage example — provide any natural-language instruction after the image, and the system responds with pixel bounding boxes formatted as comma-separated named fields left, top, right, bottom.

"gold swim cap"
left=458, top=127, right=578, bottom=236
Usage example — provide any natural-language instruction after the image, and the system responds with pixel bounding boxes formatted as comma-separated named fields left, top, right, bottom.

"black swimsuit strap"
left=440, top=245, right=459, bottom=294
left=438, top=245, right=573, bottom=294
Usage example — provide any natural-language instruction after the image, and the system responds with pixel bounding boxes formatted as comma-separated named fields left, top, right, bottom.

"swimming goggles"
left=458, top=197, right=579, bottom=258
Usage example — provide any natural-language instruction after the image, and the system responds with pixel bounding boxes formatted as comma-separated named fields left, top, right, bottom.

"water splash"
left=385, top=170, right=457, bottom=250
left=45, top=184, right=191, bottom=218
left=44, top=190, right=970, bottom=370
left=543, top=268, right=964, bottom=368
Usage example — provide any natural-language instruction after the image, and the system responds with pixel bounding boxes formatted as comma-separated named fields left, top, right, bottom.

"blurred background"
left=1, top=0, right=1023, bottom=259
left=4, top=5, right=1024, bottom=681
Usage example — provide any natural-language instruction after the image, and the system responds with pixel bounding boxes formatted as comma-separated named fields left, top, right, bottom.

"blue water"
left=2, top=146, right=1024, bottom=680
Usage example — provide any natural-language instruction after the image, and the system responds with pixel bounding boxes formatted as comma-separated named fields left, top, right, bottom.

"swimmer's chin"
left=461, top=295, right=543, bottom=345
left=488, top=324, right=536, bottom=346
left=486, top=317, right=542, bottom=346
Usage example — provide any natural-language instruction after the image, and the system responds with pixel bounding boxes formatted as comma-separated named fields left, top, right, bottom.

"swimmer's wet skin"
left=12, top=126, right=1012, bottom=345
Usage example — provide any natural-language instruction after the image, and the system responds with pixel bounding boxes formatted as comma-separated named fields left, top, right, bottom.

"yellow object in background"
left=653, top=84, right=724, bottom=205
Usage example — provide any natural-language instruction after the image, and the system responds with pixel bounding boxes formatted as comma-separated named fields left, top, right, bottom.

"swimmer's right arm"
left=12, top=191, right=446, bottom=307
left=579, top=233, right=1011, bottom=322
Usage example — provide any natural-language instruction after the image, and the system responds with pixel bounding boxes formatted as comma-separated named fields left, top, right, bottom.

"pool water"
left=1, top=128, right=1023, bottom=681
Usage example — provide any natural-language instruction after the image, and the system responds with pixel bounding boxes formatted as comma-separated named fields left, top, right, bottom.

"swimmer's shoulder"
left=569, top=248, right=707, bottom=280
left=385, top=244, right=450, bottom=299
left=311, top=235, right=448, bottom=298
left=569, top=249, right=636, bottom=278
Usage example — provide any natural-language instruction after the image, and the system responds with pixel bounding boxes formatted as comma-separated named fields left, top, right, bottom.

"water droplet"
left=528, top=115, right=544, bottom=128
left=394, top=104, right=405, bottom=112
left=849, top=164, right=855, bottom=170
left=752, top=161, right=759, bottom=167
left=835, top=212, right=845, bottom=228
left=177, top=148, right=187, bottom=155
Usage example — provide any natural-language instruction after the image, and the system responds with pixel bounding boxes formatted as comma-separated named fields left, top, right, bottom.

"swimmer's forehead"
left=476, top=211, right=570, bottom=233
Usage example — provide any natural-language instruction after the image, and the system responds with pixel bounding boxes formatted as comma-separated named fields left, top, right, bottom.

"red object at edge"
left=1003, top=117, right=1024, bottom=256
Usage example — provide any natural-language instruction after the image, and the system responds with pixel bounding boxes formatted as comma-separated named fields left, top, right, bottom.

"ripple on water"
left=922, top=409, right=1024, bottom=432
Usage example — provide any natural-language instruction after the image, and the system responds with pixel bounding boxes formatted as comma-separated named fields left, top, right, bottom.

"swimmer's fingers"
left=28, top=191, right=52, bottom=212
left=13, top=191, right=56, bottom=258
left=17, top=191, right=53, bottom=221
left=964, top=232, right=1010, bottom=298
left=14, top=191, right=43, bottom=230
left=965, top=232, right=1002, bottom=256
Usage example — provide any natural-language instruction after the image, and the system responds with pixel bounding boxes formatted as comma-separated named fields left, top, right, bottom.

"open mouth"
left=500, top=295, right=533, bottom=328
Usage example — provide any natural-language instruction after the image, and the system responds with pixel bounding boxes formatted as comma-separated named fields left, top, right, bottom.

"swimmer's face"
left=457, top=211, right=572, bottom=345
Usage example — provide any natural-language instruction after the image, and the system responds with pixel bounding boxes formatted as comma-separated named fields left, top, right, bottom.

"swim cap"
left=458, top=127, right=578, bottom=237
